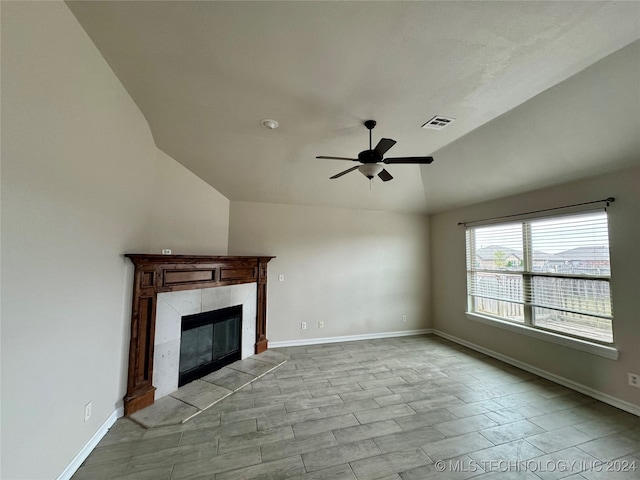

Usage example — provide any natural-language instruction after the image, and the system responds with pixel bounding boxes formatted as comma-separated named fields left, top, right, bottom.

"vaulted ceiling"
left=67, top=1, right=640, bottom=213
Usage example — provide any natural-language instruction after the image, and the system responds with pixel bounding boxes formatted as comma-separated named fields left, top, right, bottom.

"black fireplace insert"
left=178, top=304, right=242, bottom=386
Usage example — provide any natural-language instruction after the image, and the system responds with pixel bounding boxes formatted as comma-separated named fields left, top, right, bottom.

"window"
left=466, top=210, right=613, bottom=344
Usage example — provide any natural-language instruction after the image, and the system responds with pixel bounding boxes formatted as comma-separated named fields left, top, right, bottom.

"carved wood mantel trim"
left=123, top=254, right=275, bottom=415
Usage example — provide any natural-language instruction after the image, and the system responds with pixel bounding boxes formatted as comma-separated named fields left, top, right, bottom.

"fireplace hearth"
left=179, top=305, right=242, bottom=386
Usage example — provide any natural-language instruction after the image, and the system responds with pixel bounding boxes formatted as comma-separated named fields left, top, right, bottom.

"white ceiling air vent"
left=422, top=115, right=455, bottom=130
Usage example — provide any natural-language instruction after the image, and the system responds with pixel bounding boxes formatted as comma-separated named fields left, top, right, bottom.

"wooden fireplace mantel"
left=123, top=254, right=275, bottom=415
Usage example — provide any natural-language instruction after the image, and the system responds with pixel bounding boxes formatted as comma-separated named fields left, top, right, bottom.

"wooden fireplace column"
left=123, top=254, right=274, bottom=415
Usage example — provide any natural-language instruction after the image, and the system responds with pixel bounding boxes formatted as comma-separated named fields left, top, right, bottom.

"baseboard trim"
left=431, top=329, right=640, bottom=417
left=56, top=406, right=124, bottom=480
left=269, top=329, right=433, bottom=348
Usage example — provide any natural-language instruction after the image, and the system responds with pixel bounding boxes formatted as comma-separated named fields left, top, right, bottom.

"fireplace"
left=179, top=305, right=242, bottom=386
left=124, top=254, right=274, bottom=415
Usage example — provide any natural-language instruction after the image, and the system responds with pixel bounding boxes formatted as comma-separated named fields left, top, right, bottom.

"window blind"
left=466, top=210, right=613, bottom=343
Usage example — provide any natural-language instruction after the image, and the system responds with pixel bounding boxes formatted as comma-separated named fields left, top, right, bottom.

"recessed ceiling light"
left=261, top=118, right=279, bottom=129
left=422, top=115, right=455, bottom=130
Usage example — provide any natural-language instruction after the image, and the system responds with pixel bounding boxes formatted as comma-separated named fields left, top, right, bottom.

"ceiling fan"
left=316, top=120, right=434, bottom=182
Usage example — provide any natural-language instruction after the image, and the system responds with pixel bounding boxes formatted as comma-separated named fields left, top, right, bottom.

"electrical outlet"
left=629, top=373, right=640, bottom=388
left=402, top=314, right=407, bottom=322
left=162, top=249, right=172, bottom=255
left=278, top=274, right=285, bottom=282
left=84, top=401, right=92, bottom=422
left=318, top=320, right=324, bottom=328
left=301, top=322, right=307, bottom=330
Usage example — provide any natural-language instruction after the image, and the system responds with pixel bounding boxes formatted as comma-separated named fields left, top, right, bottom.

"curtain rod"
left=458, top=197, right=615, bottom=227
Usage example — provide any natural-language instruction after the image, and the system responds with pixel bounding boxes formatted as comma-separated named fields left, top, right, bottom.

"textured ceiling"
left=67, top=1, right=640, bottom=213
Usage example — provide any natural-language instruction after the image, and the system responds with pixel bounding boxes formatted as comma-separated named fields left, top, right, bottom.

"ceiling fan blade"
left=374, top=138, right=396, bottom=156
left=383, top=156, right=434, bottom=164
left=378, top=169, right=393, bottom=182
left=316, top=156, right=358, bottom=161
left=330, top=165, right=359, bottom=179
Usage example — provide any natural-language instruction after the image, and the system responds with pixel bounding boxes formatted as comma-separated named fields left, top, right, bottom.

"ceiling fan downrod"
left=364, top=119, right=376, bottom=151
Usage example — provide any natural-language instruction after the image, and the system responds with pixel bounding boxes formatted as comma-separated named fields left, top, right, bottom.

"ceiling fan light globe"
left=358, top=163, right=383, bottom=179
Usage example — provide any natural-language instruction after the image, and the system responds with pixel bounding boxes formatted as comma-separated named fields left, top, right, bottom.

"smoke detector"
left=261, top=118, right=279, bottom=129
left=422, top=116, right=455, bottom=130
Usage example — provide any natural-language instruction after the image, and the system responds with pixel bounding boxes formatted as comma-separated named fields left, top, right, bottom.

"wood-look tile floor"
left=72, top=335, right=640, bottom=479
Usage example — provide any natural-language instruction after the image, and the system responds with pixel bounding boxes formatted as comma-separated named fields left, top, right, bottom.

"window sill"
left=465, top=312, right=619, bottom=360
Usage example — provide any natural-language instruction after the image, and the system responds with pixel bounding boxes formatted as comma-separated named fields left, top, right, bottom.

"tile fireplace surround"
left=154, top=283, right=257, bottom=399
left=124, top=255, right=274, bottom=415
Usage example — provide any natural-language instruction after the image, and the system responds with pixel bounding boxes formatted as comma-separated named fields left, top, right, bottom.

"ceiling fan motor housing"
left=358, top=150, right=382, bottom=163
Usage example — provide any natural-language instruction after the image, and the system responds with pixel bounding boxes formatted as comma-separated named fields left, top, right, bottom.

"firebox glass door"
left=178, top=305, right=242, bottom=386
left=179, top=324, right=213, bottom=374
left=213, top=318, right=240, bottom=359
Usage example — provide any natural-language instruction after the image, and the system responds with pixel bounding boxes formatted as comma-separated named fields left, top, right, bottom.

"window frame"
left=465, top=209, right=618, bottom=360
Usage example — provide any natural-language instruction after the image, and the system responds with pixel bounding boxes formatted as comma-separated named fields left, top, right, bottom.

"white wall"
left=429, top=164, right=640, bottom=408
left=228, top=202, right=430, bottom=342
left=148, top=148, right=229, bottom=255
left=1, top=3, right=229, bottom=479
